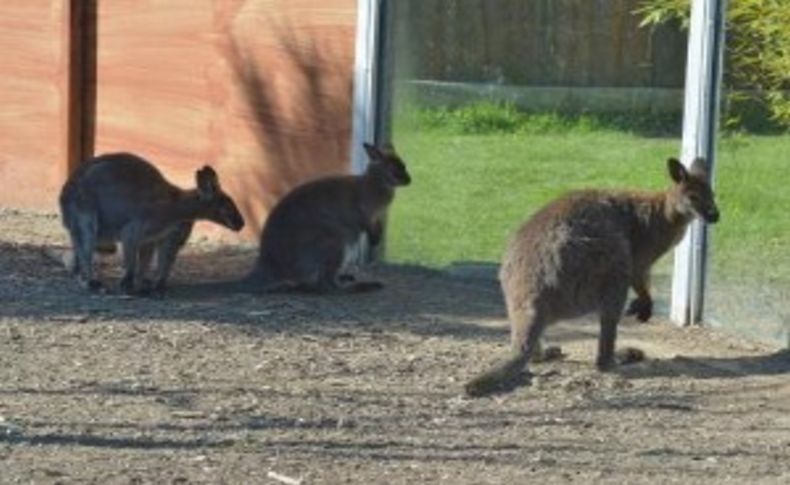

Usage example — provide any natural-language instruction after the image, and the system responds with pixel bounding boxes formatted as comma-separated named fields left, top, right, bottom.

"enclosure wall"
left=0, top=1, right=71, bottom=208
left=0, top=0, right=357, bottom=241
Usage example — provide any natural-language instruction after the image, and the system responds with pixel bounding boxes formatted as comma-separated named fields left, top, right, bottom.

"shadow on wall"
left=222, top=14, right=355, bottom=237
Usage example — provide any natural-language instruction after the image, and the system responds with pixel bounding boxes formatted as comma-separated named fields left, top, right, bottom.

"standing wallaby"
left=59, top=152, right=245, bottom=296
left=465, top=157, right=719, bottom=397
left=241, top=142, right=410, bottom=293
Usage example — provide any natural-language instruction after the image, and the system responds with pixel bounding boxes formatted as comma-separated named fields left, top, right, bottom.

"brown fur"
left=465, top=158, right=719, bottom=397
left=59, top=152, right=245, bottom=296
left=244, top=143, right=410, bottom=293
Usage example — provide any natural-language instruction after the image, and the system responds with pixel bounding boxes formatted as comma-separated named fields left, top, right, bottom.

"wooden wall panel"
left=94, top=0, right=357, bottom=240
left=0, top=1, right=70, bottom=209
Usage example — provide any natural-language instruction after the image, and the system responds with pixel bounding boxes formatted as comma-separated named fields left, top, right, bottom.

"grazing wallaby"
left=241, top=142, right=410, bottom=293
left=465, top=157, right=719, bottom=397
left=59, top=152, right=245, bottom=296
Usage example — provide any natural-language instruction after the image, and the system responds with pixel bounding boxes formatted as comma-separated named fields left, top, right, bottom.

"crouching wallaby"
left=465, top=157, right=719, bottom=397
left=59, top=152, right=245, bottom=296
left=241, top=142, right=410, bottom=293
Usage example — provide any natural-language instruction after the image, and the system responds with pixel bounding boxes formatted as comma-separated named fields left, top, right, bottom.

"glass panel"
left=707, top=54, right=790, bottom=345
left=386, top=0, right=687, bottom=317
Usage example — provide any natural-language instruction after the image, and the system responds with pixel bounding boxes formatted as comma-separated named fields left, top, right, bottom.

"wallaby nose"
left=229, top=213, right=245, bottom=231
left=233, top=217, right=245, bottom=231
left=706, top=208, right=720, bottom=224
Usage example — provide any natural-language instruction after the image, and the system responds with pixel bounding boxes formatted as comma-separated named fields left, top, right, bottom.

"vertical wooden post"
left=670, top=0, right=727, bottom=325
left=64, top=0, right=97, bottom=176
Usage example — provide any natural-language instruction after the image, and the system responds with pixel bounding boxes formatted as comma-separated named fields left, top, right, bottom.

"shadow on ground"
left=0, top=241, right=507, bottom=341
left=618, top=350, right=790, bottom=380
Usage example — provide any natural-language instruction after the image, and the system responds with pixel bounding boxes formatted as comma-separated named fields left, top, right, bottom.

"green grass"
left=387, top=105, right=790, bottom=283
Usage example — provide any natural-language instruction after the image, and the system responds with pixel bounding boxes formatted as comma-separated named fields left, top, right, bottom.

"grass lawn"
left=386, top=109, right=790, bottom=285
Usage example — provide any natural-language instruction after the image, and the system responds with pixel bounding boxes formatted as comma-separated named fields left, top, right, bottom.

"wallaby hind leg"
left=73, top=210, right=102, bottom=291
left=596, top=281, right=629, bottom=371
left=63, top=232, right=81, bottom=277
left=148, top=223, right=192, bottom=298
left=135, top=244, right=155, bottom=291
left=119, top=225, right=144, bottom=295
left=295, top=238, right=382, bottom=294
left=335, top=265, right=383, bottom=293
left=298, top=265, right=382, bottom=294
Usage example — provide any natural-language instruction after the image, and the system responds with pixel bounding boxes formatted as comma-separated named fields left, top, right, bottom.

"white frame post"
left=349, top=0, right=388, bottom=262
left=670, top=0, right=727, bottom=325
left=350, top=0, right=384, bottom=175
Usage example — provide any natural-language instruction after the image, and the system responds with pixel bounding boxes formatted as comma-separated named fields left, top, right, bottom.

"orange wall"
left=0, top=0, right=357, bottom=242
left=94, top=0, right=357, bottom=240
left=0, top=1, right=70, bottom=208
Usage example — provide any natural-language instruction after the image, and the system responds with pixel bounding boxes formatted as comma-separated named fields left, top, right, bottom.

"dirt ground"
left=1, top=208, right=789, bottom=484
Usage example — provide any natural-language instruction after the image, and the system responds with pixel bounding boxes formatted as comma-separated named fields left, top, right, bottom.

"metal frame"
left=670, top=0, right=728, bottom=325
left=354, top=0, right=728, bottom=317
left=350, top=0, right=387, bottom=175
left=350, top=0, right=393, bottom=262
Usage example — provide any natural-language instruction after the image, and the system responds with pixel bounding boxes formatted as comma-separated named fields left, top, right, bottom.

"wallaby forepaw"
left=626, top=297, right=653, bottom=322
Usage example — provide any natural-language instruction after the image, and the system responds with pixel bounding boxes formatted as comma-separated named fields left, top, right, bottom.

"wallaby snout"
left=363, top=142, right=411, bottom=187
left=213, top=195, right=245, bottom=232
left=667, top=157, right=720, bottom=225
left=195, top=165, right=245, bottom=232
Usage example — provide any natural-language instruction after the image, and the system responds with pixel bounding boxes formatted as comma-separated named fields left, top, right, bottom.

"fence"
left=394, top=0, right=687, bottom=88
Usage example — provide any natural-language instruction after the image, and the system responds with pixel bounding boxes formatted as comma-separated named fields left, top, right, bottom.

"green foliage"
left=636, top=0, right=790, bottom=130
left=403, top=102, right=681, bottom=136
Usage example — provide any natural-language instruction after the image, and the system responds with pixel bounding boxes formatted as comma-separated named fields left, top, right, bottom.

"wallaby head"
left=666, top=157, right=720, bottom=224
left=195, top=166, right=245, bottom=231
left=363, top=143, right=411, bottom=187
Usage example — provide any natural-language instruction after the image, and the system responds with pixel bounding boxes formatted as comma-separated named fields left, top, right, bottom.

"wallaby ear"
left=363, top=142, right=383, bottom=161
left=689, top=157, right=708, bottom=177
left=667, top=157, right=689, bottom=184
left=196, top=165, right=220, bottom=197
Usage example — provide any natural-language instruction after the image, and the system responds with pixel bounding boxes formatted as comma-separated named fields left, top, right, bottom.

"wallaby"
left=240, top=142, right=410, bottom=293
left=59, top=152, right=245, bottom=296
left=465, top=157, right=719, bottom=397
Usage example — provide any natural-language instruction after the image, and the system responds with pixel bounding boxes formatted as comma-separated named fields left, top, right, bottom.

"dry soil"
left=1, top=209, right=789, bottom=484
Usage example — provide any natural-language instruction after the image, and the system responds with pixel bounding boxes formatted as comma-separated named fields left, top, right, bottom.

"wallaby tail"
left=464, top=351, right=531, bottom=397
left=41, top=246, right=76, bottom=272
left=41, top=244, right=117, bottom=273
